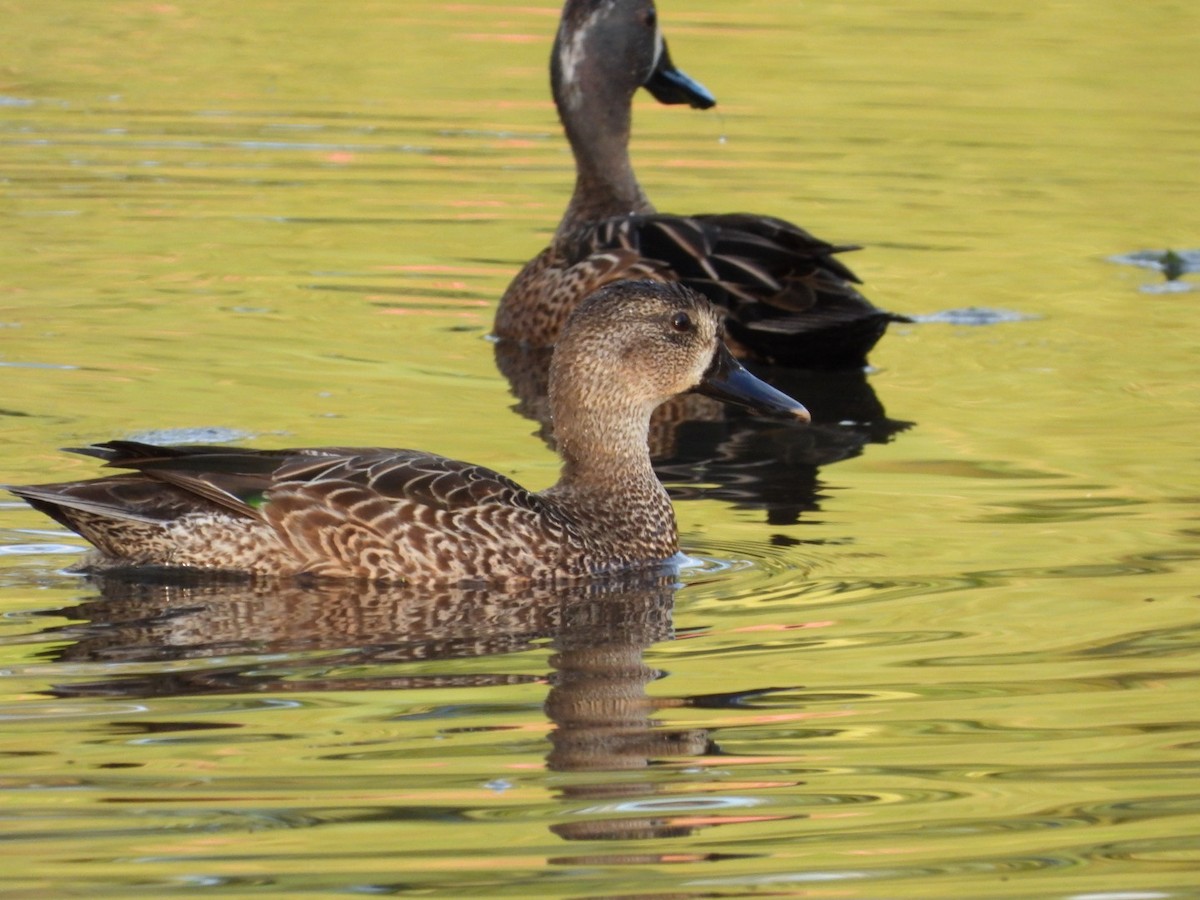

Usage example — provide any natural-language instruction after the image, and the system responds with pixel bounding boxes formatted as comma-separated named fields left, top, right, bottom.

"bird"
left=493, top=0, right=905, bottom=370
left=9, top=281, right=809, bottom=586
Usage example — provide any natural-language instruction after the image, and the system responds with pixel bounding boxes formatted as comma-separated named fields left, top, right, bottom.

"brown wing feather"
left=14, top=442, right=573, bottom=580
left=588, top=213, right=866, bottom=313
left=270, top=450, right=548, bottom=513
left=257, top=456, right=573, bottom=581
left=50, top=443, right=552, bottom=522
left=568, top=212, right=900, bottom=367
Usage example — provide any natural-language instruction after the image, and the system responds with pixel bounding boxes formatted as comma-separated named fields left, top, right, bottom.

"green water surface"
left=2, top=1, right=1199, bottom=897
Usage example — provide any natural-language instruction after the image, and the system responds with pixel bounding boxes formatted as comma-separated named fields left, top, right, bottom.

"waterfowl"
left=10, top=281, right=809, bottom=585
left=494, top=0, right=904, bottom=369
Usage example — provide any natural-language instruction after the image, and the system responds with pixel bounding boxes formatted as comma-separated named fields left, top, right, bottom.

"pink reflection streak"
left=734, top=621, right=836, bottom=632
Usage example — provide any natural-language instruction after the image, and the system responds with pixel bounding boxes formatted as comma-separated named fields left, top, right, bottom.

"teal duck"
left=494, top=0, right=904, bottom=369
left=10, top=281, right=809, bottom=585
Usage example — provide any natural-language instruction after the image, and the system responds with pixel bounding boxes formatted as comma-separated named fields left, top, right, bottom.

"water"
left=2, top=0, right=1199, bottom=896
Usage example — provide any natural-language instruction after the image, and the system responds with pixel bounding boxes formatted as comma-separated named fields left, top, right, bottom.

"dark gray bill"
left=695, top=344, right=810, bottom=421
left=644, top=40, right=716, bottom=109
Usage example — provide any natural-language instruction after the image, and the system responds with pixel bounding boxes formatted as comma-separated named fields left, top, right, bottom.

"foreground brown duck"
left=10, top=281, right=809, bottom=585
left=494, top=0, right=904, bottom=369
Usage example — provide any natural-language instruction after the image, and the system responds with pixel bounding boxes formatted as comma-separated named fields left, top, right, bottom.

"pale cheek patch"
left=557, top=5, right=607, bottom=111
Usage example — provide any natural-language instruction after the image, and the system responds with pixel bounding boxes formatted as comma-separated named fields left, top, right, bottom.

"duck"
left=9, top=281, right=809, bottom=585
left=494, top=0, right=905, bottom=370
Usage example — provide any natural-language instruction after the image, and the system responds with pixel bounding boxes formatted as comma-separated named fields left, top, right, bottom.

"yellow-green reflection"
left=1, top=1, right=1199, bottom=897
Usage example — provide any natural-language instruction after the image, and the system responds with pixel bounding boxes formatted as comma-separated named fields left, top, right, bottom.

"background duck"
left=494, top=0, right=907, bottom=370
left=9, top=282, right=809, bottom=585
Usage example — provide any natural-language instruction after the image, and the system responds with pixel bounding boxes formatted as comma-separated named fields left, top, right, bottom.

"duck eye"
left=670, top=311, right=692, bottom=333
left=644, top=10, right=657, bottom=28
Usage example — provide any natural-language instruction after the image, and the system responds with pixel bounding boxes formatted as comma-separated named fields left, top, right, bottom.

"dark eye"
left=670, top=311, right=692, bottom=333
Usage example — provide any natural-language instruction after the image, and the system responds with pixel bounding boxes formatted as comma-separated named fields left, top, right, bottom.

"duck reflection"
left=40, top=571, right=779, bottom=844
left=494, top=339, right=910, bottom=525
left=41, top=572, right=716, bottom=764
left=544, top=598, right=738, bottom=846
left=43, top=571, right=673, bottom=695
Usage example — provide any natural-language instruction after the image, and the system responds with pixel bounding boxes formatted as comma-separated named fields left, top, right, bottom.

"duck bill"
left=695, top=344, right=811, bottom=421
left=644, top=39, right=716, bottom=109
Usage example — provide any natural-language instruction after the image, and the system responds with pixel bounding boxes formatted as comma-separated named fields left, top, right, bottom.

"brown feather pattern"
left=9, top=282, right=808, bottom=585
left=493, top=0, right=906, bottom=369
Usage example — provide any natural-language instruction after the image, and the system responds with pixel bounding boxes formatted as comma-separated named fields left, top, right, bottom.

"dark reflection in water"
left=36, top=571, right=768, bottom=845
left=42, top=571, right=674, bottom=695
left=494, top=339, right=911, bottom=525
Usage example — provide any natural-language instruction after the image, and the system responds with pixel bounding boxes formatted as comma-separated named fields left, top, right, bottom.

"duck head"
left=551, top=280, right=810, bottom=423
left=553, top=0, right=715, bottom=121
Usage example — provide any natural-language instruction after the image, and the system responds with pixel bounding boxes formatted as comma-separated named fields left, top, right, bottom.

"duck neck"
left=555, top=88, right=654, bottom=236
left=547, top=389, right=676, bottom=551
left=554, top=396, right=657, bottom=491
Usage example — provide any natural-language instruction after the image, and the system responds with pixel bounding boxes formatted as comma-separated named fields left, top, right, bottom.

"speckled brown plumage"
left=493, top=0, right=906, bottom=369
left=10, top=281, right=809, bottom=585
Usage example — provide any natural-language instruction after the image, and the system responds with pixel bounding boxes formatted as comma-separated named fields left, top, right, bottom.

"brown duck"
left=10, top=281, right=809, bottom=585
left=493, top=0, right=905, bottom=369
